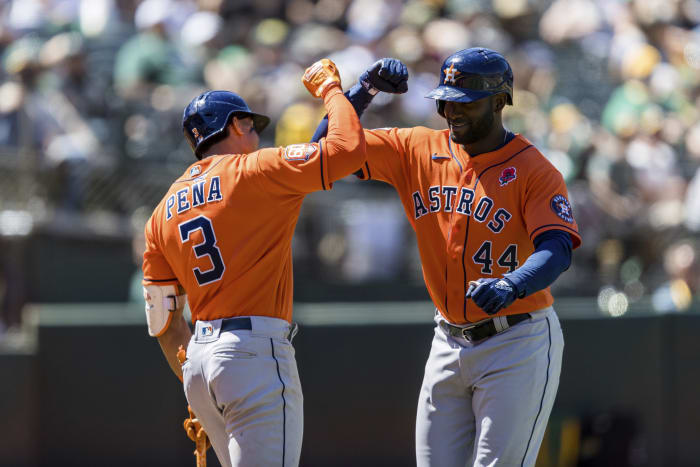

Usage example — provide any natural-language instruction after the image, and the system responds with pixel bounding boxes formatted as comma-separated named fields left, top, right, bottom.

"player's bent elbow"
left=327, top=131, right=365, bottom=155
left=341, top=140, right=367, bottom=167
left=327, top=142, right=367, bottom=181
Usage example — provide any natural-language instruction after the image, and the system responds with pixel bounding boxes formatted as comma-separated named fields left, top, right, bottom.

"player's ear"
left=231, top=117, right=246, bottom=136
left=492, top=94, right=507, bottom=113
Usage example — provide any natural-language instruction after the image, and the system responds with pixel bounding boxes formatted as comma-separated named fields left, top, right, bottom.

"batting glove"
left=302, top=58, right=342, bottom=99
left=466, top=278, right=518, bottom=315
left=359, top=58, right=409, bottom=95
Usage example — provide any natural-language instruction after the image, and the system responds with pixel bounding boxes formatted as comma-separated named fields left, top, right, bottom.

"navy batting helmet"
left=182, top=90, right=270, bottom=159
left=425, top=48, right=513, bottom=117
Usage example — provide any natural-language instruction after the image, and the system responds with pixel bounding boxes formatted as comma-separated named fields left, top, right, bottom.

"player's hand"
left=466, top=278, right=517, bottom=315
left=302, top=58, right=342, bottom=99
left=359, top=58, right=408, bottom=95
left=184, top=406, right=212, bottom=451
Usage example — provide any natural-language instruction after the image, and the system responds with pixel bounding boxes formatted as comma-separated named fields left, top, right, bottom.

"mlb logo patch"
left=499, top=167, right=517, bottom=186
left=201, top=325, right=214, bottom=337
left=190, top=165, right=202, bottom=177
left=284, top=143, right=318, bottom=163
left=550, top=194, right=574, bottom=223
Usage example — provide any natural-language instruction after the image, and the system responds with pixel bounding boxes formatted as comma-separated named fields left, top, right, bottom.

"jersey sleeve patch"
left=550, top=194, right=574, bottom=223
left=283, top=143, right=319, bottom=163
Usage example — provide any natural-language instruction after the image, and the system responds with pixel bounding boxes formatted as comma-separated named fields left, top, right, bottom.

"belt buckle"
left=460, top=323, right=478, bottom=341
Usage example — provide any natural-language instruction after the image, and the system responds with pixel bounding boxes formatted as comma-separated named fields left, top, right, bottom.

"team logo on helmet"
left=191, top=127, right=203, bottom=143
left=284, top=143, right=318, bottom=163
left=499, top=167, right=517, bottom=186
left=550, top=194, right=574, bottom=223
left=443, top=63, right=461, bottom=85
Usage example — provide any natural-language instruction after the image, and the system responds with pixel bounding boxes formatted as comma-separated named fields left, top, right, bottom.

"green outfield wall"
left=1, top=302, right=698, bottom=467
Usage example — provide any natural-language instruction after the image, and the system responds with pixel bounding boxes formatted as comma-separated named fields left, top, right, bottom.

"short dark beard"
left=449, top=109, right=494, bottom=145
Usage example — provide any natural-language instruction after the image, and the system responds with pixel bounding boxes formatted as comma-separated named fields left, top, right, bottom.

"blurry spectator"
left=113, top=0, right=194, bottom=99
left=652, top=239, right=698, bottom=312
left=2, top=0, right=700, bottom=311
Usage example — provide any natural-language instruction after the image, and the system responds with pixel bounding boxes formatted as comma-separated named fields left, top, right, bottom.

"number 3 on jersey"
left=472, top=241, right=518, bottom=274
left=179, top=215, right=226, bottom=285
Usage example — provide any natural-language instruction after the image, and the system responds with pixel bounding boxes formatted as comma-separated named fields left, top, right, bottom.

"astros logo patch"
left=498, top=167, right=517, bottom=186
left=443, top=63, right=461, bottom=84
left=550, top=194, right=573, bottom=223
left=284, top=143, right=317, bottom=163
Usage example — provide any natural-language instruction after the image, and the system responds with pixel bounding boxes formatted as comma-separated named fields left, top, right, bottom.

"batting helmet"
left=182, top=90, right=270, bottom=159
left=425, top=48, right=513, bottom=117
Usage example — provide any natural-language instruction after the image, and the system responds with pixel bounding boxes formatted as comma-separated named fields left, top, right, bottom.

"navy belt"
left=220, top=317, right=299, bottom=341
left=441, top=313, right=530, bottom=342
left=221, top=317, right=252, bottom=332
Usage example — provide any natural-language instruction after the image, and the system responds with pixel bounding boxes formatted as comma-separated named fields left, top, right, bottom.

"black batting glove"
left=466, top=278, right=518, bottom=315
left=359, top=58, right=409, bottom=95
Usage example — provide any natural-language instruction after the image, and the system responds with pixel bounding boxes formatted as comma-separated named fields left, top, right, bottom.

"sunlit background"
left=1, top=1, right=700, bottom=466
left=3, top=0, right=700, bottom=331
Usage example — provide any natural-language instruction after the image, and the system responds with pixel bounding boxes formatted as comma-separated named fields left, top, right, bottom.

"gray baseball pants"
left=416, top=307, right=564, bottom=467
left=182, top=316, right=303, bottom=467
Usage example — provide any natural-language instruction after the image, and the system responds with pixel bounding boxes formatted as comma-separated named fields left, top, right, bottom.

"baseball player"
left=312, top=49, right=581, bottom=466
left=141, top=58, right=367, bottom=467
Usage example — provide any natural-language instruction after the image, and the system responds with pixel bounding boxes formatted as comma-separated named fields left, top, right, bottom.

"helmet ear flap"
left=437, top=100, right=446, bottom=118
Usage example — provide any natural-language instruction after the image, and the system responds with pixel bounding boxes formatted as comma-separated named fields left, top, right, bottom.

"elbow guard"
left=143, top=284, right=186, bottom=337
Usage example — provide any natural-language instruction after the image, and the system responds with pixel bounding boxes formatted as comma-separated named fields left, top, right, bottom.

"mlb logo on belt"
left=284, top=143, right=317, bottom=163
left=201, top=325, right=214, bottom=337
left=498, top=167, right=517, bottom=186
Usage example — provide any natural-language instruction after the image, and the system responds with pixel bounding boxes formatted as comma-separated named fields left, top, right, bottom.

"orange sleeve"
left=356, top=127, right=413, bottom=190
left=524, top=165, right=582, bottom=249
left=255, top=143, right=330, bottom=194
left=142, top=214, right=179, bottom=286
left=256, top=89, right=365, bottom=194
left=321, top=88, right=366, bottom=183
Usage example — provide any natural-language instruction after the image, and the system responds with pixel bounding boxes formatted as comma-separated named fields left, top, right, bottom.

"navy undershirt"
left=309, top=83, right=573, bottom=299
left=311, top=83, right=371, bottom=143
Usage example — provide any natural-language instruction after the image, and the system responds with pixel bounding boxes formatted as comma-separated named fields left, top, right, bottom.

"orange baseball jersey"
left=357, top=127, right=581, bottom=325
left=142, top=90, right=365, bottom=324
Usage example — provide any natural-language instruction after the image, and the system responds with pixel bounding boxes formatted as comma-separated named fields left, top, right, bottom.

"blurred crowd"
left=2, top=0, right=700, bottom=332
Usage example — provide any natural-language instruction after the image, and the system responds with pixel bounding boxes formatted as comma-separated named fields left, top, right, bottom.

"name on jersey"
left=412, top=185, right=512, bottom=233
left=165, top=176, right=223, bottom=221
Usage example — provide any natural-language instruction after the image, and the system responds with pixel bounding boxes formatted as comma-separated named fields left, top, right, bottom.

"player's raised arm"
left=307, top=58, right=414, bottom=188
left=310, top=58, right=409, bottom=143
left=301, top=58, right=366, bottom=182
left=251, top=59, right=366, bottom=194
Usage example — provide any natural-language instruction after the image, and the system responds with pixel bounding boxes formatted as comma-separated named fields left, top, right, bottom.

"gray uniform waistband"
left=194, top=316, right=298, bottom=341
